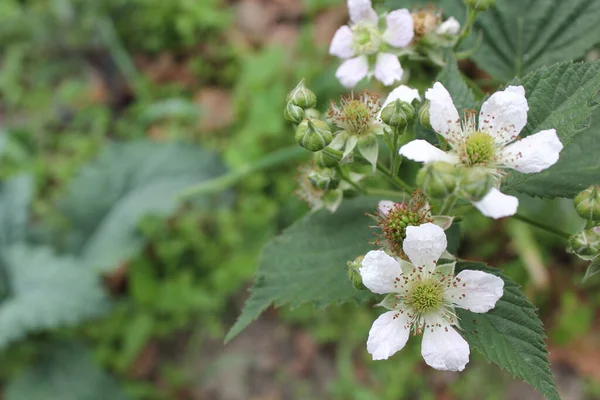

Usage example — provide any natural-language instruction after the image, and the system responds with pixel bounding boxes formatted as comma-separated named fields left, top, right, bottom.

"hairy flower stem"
left=376, top=161, right=413, bottom=192
left=455, top=6, right=478, bottom=49
left=336, top=166, right=366, bottom=194
left=512, top=214, right=571, bottom=239
left=439, top=195, right=458, bottom=215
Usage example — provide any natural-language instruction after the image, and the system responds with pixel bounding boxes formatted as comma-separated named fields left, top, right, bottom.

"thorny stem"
left=512, top=214, right=571, bottom=240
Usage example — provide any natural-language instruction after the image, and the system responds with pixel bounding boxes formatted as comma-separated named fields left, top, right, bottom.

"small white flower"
left=359, top=223, right=504, bottom=370
left=399, top=83, right=563, bottom=219
left=330, top=0, right=414, bottom=88
left=435, top=17, right=460, bottom=36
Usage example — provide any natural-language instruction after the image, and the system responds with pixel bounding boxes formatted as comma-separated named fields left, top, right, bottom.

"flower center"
left=351, top=23, right=381, bottom=55
left=464, top=132, right=495, bottom=165
left=328, top=93, right=380, bottom=136
left=406, top=279, right=444, bottom=314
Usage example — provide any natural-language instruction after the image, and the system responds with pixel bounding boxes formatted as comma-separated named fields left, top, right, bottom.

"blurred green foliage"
left=0, top=0, right=598, bottom=399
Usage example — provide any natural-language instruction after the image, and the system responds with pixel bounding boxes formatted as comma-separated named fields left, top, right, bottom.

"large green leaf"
left=0, top=175, right=33, bottom=248
left=225, top=197, right=380, bottom=343
left=456, top=261, right=558, bottom=400
left=505, top=113, right=600, bottom=198
left=0, top=245, right=108, bottom=349
left=59, top=141, right=227, bottom=272
left=5, top=342, right=128, bottom=400
left=447, top=0, right=600, bottom=80
left=501, top=61, right=600, bottom=197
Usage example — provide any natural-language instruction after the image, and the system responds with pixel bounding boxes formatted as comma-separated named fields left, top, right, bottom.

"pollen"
left=464, top=132, right=495, bottom=165
left=406, top=279, right=444, bottom=314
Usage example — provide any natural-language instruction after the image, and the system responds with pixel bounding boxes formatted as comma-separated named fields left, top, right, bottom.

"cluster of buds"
left=284, top=80, right=334, bottom=153
left=569, top=186, right=600, bottom=263
left=416, top=161, right=497, bottom=202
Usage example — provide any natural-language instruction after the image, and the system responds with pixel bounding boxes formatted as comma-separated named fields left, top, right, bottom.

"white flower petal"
left=425, top=82, right=463, bottom=143
left=367, top=311, right=411, bottom=360
left=421, top=322, right=470, bottom=371
left=436, top=17, right=460, bottom=36
left=329, top=25, right=355, bottom=59
left=399, top=140, right=459, bottom=164
left=382, top=85, right=421, bottom=108
left=374, top=53, right=403, bottom=86
left=500, top=129, right=563, bottom=173
left=478, top=85, right=529, bottom=145
left=359, top=250, right=403, bottom=294
left=348, top=0, right=378, bottom=25
left=402, top=223, right=447, bottom=271
left=335, top=56, right=369, bottom=88
left=383, top=9, right=414, bottom=48
left=472, top=188, right=519, bottom=219
left=445, top=270, right=504, bottom=313
left=377, top=200, right=396, bottom=215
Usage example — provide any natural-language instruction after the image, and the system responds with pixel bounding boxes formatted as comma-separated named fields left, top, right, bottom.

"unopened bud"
left=568, top=227, right=600, bottom=261
left=418, top=101, right=431, bottom=130
left=458, top=167, right=496, bottom=201
left=284, top=102, right=304, bottom=124
left=295, top=119, right=332, bottom=152
left=304, top=108, right=320, bottom=120
left=416, top=162, right=459, bottom=199
left=464, top=0, right=495, bottom=11
left=380, top=100, right=415, bottom=129
left=574, top=185, right=600, bottom=221
left=347, top=256, right=366, bottom=290
left=314, top=149, right=341, bottom=168
left=308, top=168, right=340, bottom=191
left=286, top=79, right=316, bottom=109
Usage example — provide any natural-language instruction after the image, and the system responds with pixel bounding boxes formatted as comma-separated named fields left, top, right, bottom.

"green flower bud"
left=284, top=102, right=304, bottom=124
left=416, top=161, right=459, bottom=199
left=574, top=185, right=600, bottom=221
left=314, top=149, right=341, bottom=168
left=457, top=166, right=496, bottom=201
left=286, top=79, right=316, bottom=109
left=295, top=119, right=332, bottom=152
left=464, top=0, right=495, bottom=11
left=380, top=100, right=415, bottom=129
left=418, top=101, right=431, bottom=130
left=304, top=108, right=320, bottom=120
left=308, top=168, right=340, bottom=191
left=347, top=256, right=366, bottom=290
left=568, top=227, right=600, bottom=261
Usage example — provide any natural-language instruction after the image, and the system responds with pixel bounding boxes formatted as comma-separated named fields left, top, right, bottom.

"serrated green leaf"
left=456, top=261, right=559, bottom=400
left=0, top=245, right=108, bottom=349
left=501, top=61, right=600, bottom=197
left=5, top=342, right=129, bottom=400
left=437, top=56, right=478, bottom=112
left=448, top=0, right=600, bottom=80
left=225, top=197, right=381, bottom=343
left=59, top=141, right=227, bottom=272
left=506, top=113, right=600, bottom=198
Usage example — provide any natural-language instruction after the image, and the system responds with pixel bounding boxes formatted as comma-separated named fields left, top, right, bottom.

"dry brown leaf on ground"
left=195, top=87, right=234, bottom=132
